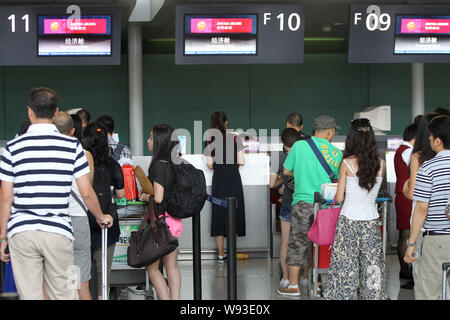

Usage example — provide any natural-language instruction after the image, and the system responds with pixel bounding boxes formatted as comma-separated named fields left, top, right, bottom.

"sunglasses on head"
left=351, top=118, right=372, bottom=132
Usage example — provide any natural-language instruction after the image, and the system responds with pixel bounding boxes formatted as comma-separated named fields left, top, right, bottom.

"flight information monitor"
left=37, top=15, right=112, bottom=56
left=176, top=4, right=305, bottom=64
left=394, top=15, right=450, bottom=54
left=184, top=14, right=258, bottom=55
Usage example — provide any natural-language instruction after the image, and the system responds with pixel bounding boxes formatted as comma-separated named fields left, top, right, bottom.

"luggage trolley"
left=309, top=192, right=392, bottom=299
left=109, top=200, right=154, bottom=300
left=309, top=192, right=338, bottom=298
left=443, top=262, right=450, bottom=300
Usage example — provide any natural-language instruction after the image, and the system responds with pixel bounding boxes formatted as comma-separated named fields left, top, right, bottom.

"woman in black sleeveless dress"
left=205, top=111, right=246, bottom=262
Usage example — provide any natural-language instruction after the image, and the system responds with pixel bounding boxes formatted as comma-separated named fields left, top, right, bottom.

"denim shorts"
left=279, top=203, right=292, bottom=222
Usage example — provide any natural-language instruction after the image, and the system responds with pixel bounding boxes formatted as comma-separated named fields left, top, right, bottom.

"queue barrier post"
left=192, top=212, right=202, bottom=300
left=226, top=197, right=237, bottom=300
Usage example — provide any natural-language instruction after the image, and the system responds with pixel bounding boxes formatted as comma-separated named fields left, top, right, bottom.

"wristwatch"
left=406, top=240, right=416, bottom=247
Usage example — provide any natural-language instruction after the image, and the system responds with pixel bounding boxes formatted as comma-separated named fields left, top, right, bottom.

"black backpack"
left=165, top=158, right=207, bottom=219
left=87, top=162, right=112, bottom=230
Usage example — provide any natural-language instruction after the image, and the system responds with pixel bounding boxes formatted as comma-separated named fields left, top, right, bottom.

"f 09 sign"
left=349, top=4, right=450, bottom=63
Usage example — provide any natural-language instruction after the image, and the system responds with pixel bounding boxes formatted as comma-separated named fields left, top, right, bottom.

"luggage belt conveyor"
left=309, top=192, right=392, bottom=299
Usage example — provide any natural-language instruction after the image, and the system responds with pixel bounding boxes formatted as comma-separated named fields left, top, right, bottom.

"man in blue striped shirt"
left=0, top=87, right=113, bottom=300
left=405, top=115, right=450, bottom=299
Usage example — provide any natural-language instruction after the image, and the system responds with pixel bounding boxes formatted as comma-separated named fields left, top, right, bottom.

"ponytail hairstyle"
left=210, top=111, right=228, bottom=137
left=412, top=112, right=439, bottom=165
left=148, top=124, right=180, bottom=175
left=343, top=118, right=380, bottom=191
left=82, top=121, right=109, bottom=165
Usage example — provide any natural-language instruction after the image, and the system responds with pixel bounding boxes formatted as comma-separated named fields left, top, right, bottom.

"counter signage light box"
left=184, top=14, right=258, bottom=55
left=394, top=15, right=450, bottom=54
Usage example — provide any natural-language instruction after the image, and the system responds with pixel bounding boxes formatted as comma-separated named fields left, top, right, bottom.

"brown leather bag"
left=127, top=196, right=178, bottom=268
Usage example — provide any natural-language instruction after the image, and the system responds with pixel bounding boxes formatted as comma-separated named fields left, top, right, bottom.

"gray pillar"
left=411, top=63, right=425, bottom=122
left=128, top=23, right=144, bottom=156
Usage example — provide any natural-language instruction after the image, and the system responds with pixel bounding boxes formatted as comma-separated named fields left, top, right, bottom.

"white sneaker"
left=277, top=286, right=301, bottom=297
left=279, top=279, right=290, bottom=288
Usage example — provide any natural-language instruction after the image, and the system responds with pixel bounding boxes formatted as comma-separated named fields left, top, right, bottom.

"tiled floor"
left=119, top=254, right=417, bottom=300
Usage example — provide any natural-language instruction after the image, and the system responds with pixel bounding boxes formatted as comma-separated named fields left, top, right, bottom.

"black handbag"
left=127, top=196, right=179, bottom=268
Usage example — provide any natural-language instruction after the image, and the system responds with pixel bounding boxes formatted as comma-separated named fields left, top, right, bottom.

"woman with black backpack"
left=82, top=121, right=125, bottom=300
left=138, top=124, right=183, bottom=300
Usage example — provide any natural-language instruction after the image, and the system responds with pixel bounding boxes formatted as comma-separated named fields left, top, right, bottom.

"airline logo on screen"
left=44, top=18, right=108, bottom=34
left=191, top=18, right=254, bottom=34
left=400, top=18, right=450, bottom=34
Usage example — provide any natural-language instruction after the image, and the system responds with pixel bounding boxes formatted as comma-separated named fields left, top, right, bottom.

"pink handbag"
left=308, top=198, right=341, bottom=246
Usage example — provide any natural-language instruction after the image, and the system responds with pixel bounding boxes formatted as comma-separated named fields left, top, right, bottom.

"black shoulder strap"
left=111, top=143, right=125, bottom=161
left=70, top=190, right=88, bottom=214
left=305, top=139, right=336, bottom=183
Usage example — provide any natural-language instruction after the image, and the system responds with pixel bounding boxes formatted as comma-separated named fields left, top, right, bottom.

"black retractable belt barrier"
left=192, top=213, right=202, bottom=300
left=226, top=197, right=237, bottom=300
left=206, top=195, right=238, bottom=300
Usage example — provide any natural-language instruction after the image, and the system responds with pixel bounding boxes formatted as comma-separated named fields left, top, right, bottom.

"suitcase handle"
left=443, top=262, right=450, bottom=271
left=102, top=226, right=108, bottom=300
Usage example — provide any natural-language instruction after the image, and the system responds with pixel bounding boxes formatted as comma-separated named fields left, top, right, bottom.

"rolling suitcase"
left=442, top=262, right=450, bottom=300
left=102, top=225, right=108, bottom=300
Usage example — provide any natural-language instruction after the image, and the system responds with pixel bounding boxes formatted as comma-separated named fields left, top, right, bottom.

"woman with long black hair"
left=204, top=111, right=246, bottom=262
left=82, top=121, right=125, bottom=300
left=402, top=112, right=439, bottom=288
left=323, top=118, right=388, bottom=300
left=138, top=124, right=183, bottom=300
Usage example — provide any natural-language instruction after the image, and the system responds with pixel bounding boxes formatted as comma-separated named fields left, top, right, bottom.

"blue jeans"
left=279, top=203, right=292, bottom=222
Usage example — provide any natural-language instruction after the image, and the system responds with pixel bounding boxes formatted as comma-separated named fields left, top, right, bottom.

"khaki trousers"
left=415, top=234, right=450, bottom=300
left=8, top=230, right=79, bottom=300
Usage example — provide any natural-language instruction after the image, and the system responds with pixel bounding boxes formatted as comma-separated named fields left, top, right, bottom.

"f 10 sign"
left=175, top=4, right=304, bottom=64
left=349, top=5, right=450, bottom=63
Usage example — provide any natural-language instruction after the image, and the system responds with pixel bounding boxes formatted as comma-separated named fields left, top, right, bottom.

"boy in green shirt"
left=278, top=115, right=343, bottom=296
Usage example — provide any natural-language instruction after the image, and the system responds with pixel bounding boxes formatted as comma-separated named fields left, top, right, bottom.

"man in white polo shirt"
left=405, top=115, right=450, bottom=299
left=0, top=87, right=113, bottom=300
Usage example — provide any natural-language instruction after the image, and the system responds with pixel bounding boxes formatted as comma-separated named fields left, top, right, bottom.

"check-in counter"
left=132, top=154, right=270, bottom=259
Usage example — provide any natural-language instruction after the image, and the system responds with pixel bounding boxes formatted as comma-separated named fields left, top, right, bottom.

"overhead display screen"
left=0, top=5, right=120, bottom=65
left=184, top=14, right=258, bottom=55
left=394, top=16, right=450, bottom=54
left=37, top=15, right=112, bottom=56
left=176, top=4, right=305, bottom=64
left=348, top=5, right=450, bottom=63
